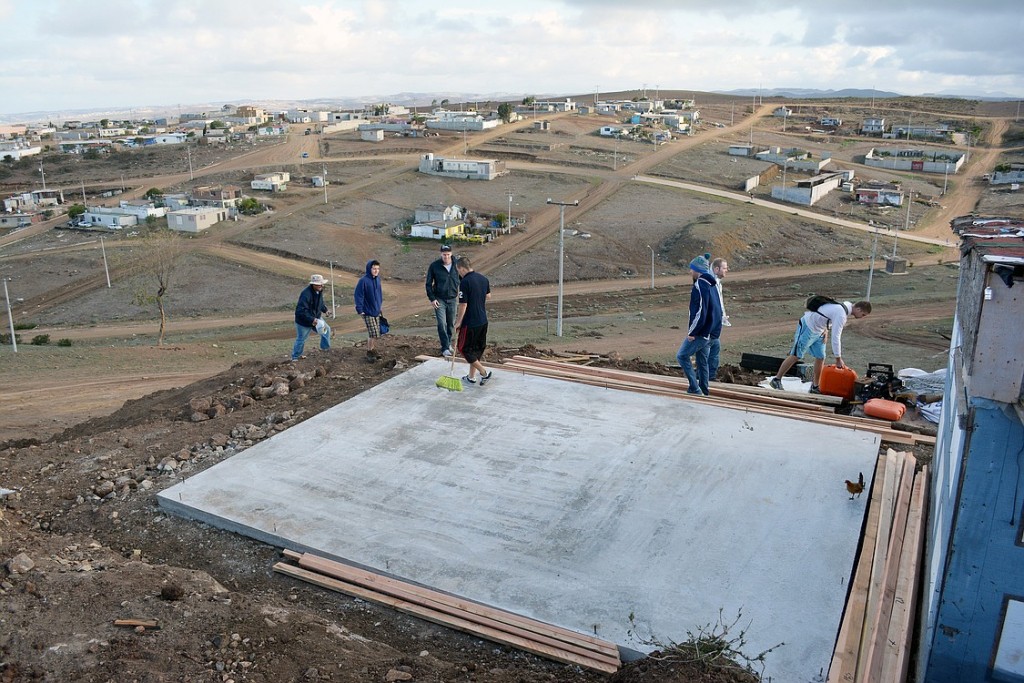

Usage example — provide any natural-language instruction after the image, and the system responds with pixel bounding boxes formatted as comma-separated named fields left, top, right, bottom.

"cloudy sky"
left=1, top=0, right=1021, bottom=118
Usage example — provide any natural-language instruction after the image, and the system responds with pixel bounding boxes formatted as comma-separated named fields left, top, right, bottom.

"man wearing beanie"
left=676, top=253, right=723, bottom=395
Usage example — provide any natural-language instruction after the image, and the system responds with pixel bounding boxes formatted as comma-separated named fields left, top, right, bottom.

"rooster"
left=845, top=472, right=865, bottom=499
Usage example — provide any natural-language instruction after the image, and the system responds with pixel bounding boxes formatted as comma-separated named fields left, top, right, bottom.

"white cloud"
left=0, top=0, right=1021, bottom=118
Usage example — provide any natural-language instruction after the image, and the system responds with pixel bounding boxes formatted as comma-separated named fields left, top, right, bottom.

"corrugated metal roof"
left=951, top=215, right=1024, bottom=264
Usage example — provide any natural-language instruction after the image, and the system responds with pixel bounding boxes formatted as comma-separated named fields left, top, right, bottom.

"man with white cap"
left=291, top=274, right=331, bottom=361
left=769, top=298, right=872, bottom=393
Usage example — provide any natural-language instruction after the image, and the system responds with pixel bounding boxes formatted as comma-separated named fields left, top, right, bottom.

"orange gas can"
left=819, top=364, right=858, bottom=400
left=864, top=398, right=907, bottom=421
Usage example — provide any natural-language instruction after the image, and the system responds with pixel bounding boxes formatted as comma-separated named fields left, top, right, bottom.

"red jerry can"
left=864, top=398, right=907, bottom=421
left=819, top=364, right=858, bottom=400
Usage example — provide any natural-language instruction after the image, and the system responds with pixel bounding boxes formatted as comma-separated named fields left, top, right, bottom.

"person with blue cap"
left=675, top=253, right=722, bottom=395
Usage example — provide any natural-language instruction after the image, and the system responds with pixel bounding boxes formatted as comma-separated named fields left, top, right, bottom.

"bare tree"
left=131, top=230, right=186, bottom=345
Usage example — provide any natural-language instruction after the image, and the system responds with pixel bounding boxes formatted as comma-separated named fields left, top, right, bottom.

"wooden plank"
left=854, top=450, right=904, bottom=678
left=293, top=552, right=618, bottom=659
left=505, top=356, right=834, bottom=411
left=827, top=452, right=886, bottom=682
left=880, top=468, right=928, bottom=683
left=113, top=618, right=160, bottom=629
left=859, top=454, right=917, bottom=683
left=273, top=562, right=619, bottom=674
left=501, top=359, right=922, bottom=445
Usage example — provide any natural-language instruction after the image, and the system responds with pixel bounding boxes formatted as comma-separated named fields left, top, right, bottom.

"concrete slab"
left=159, top=359, right=879, bottom=681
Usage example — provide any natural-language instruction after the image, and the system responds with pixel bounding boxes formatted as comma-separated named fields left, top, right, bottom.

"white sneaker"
left=442, top=349, right=453, bottom=357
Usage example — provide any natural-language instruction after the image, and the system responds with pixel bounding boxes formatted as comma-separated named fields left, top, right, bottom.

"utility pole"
left=100, top=237, right=111, bottom=288
left=322, top=165, right=328, bottom=204
left=866, top=229, right=879, bottom=300
left=507, top=189, right=513, bottom=233
left=547, top=198, right=579, bottom=337
left=3, top=279, right=16, bottom=353
left=187, top=146, right=194, bottom=180
left=894, top=192, right=911, bottom=258
left=329, top=261, right=336, bottom=318
left=647, top=245, right=655, bottom=289
left=39, top=162, right=46, bottom=190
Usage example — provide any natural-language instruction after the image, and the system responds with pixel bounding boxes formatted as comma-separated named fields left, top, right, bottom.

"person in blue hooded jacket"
left=354, top=259, right=384, bottom=360
left=675, top=253, right=723, bottom=396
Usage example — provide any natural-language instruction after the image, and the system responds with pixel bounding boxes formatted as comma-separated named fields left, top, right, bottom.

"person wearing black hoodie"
left=354, top=259, right=384, bottom=360
left=424, top=244, right=460, bottom=356
left=675, top=254, right=722, bottom=396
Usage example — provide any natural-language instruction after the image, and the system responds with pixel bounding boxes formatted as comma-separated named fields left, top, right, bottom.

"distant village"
left=2, top=96, right=1022, bottom=236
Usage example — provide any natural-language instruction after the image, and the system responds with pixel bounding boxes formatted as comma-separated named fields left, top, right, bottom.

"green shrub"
left=57, top=338, right=73, bottom=347
left=13, top=322, right=36, bottom=330
left=0, top=333, right=21, bottom=344
left=30, top=334, right=51, bottom=345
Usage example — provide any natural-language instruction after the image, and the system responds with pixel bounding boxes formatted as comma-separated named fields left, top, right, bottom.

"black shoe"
left=479, top=371, right=493, bottom=386
left=462, top=374, right=477, bottom=384
left=809, top=385, right=822, bottom=394
left=769, top=377, right=783, bottom=391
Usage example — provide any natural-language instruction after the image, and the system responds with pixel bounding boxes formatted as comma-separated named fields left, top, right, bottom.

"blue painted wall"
left=926, top=399, right=1024, bottom=681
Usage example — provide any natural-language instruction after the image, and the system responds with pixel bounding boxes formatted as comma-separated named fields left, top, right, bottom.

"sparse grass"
left=627, top=608, right=782, bottom=680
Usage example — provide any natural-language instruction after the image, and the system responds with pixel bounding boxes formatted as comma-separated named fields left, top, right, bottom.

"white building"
left=118, top=200, right=167, bottom=220
left=0, top=141, right=41, bottom=160
left=81, top=207, right=138, bottom=230
left=861, top=118, right=886, bottom=135
left=418, top=154, right=505, bottom=181
left=251, top=172, right=290, bottom=192
left=167, top=207, right=227, bottom=233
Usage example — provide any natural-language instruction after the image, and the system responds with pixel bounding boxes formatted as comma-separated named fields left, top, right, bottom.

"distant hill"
left=717, top=86, right=1020, bottom=102
left=0, top=92, right=534, bottom=125
left=715, top=87, right=903, bottom=100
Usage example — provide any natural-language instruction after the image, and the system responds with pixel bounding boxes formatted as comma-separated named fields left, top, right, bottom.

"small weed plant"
left=627, top=608, right=783, bottom=680
left=30, top=334, right=51, bottom=345
left=57, top=338, right=73, bottom=347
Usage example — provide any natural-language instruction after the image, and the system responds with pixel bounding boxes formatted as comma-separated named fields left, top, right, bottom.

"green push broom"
left=435, top=348, right=463, bottom=392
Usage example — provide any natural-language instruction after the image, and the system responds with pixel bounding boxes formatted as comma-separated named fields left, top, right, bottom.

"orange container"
left=864, top=398, right=907, bottom=421
left=819, top=364, right=858, bottom=400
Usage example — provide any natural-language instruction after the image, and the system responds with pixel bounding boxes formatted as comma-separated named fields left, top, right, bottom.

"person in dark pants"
left=453, top=256, right=492, bottom=385
left=291, top=274, right=330, bottom=361
left=425, top=244, right=460, bottom=357
left=675, top=254, right=722, bottom=396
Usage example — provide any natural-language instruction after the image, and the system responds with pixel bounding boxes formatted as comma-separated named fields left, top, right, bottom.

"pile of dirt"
left=1, top=336, right=763, bottom=683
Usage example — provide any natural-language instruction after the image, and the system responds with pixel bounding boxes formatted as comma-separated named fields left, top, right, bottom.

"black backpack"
left=806, top=295, right=840, bottom=314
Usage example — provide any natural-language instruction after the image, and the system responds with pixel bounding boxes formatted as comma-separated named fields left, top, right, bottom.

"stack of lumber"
left=828, top=449, right=928, bottom=683
left=273, top=550, right=621, bottom=674
left=496, top=356, right=935, bottom=446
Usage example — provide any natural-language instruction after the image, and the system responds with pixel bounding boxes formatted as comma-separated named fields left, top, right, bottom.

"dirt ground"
left=1, top=337, right=782, bottom=683
left=0, top=92, right=1012, bottom=682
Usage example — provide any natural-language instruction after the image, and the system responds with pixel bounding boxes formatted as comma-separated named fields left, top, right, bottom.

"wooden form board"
left=827, top=451, right=928, bottom=683
left=274, top=550, right=620, bottom=674
left=493, top=356, right=931, bottom=446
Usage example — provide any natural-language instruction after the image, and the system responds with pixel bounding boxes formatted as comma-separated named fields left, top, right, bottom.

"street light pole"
left=547, top=198, right=578, bottom=337
left=100, top=237, right=111, bottom=288
left=507, top=189, right=513, bottom=233
left=894, top=192, right=911, bottom=258
left=3, top=279, right=16, bottom=353
left=866, top=229, right=879, bottom=300
left=39, top=163, right=46, bottom=190
left=647, top=245, right=655, bottom=289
